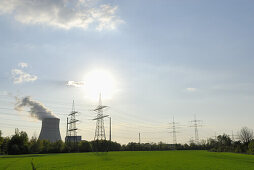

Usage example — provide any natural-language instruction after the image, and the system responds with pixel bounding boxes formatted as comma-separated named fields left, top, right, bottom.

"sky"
left=0, top=0, right=254, bottom=144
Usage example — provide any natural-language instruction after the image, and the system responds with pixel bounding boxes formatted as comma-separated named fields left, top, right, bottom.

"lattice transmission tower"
left=169, top=116, right=180, bottom=149
left=66, top=100, right=79, bottom=144
left=214, top=132, right=217, bottom=140
left=190, top=115, right=202, bottom=144
left=93, top=93, right=109, bottom=140
left=231, top=130, right=238, bottom=141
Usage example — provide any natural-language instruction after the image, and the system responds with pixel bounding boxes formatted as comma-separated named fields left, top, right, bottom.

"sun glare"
left=83, top=69, right=117, bottom=101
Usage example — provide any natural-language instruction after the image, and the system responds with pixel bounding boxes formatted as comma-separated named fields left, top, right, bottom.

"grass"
left=0, top=150, right=254, bottom=170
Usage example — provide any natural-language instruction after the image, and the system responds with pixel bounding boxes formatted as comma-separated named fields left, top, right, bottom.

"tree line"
left=0, top=129, right=122, bottom=155
left=0, top=127, right=253, bottom=155
left=206, top=127, right=254, bottom=154
left=122, top=126, right=254, bottom=154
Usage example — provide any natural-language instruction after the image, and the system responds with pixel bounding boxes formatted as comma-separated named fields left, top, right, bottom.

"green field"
left=0, top=150, right=254, bottom=170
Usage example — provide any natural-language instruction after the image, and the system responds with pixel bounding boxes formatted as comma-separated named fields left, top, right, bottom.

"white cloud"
left=93, top=5, right=123, bottom=31
left=0, top=0, right=123, bottom=30
left=66, top=80, right=84, bottom=87
left=12, top=69, right=37, bottom=84
left=186, top=88, right=197, bottom=92
left=18, top=62, right=28, bottom=68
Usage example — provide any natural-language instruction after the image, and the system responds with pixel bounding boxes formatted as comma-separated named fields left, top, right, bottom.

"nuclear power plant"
left=39, top=118, right=61, bottom=142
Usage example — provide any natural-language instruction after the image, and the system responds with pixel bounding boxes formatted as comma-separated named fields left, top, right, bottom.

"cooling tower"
left=39, top=118, right=61, bottom=142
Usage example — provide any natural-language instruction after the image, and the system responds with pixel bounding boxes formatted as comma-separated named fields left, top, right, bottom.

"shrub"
left=8, top=131, right=29, bottom=155
left=248, top=140, right=254, bottom=154
left=79, top=141, right=92, bottom=152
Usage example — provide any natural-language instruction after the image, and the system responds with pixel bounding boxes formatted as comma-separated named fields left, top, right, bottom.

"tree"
left=29, top=137, right=43, bottom=153
left=217, top=134, right=231, bottom=146
left=8, top=130, right=29, bottom=154
left=232, top=141, right=242, bottom=153
left=41, top=140, right=50, bottom=153
left=248, top=140, right=254, bottom=154
left=50, top=140, right=64, bottom=153
left=0, top=130, right=3, bottom=154
left=125, top=142, right=139, bottom=151
left=239, top=127, right=253, bottom=144
left=207, top=138, right=217, bottom=150
left=91, top=140, right=110, bottom=152
left=79, top=141, right=92, bottom=152
left=216, top=134, right=232, bottom=152
left=1, top=137, right=9, bottom=154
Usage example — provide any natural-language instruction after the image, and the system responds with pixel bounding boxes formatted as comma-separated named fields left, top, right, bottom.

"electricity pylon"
left=214, top=132, right=217, bottom=140
left=66, top=100, right=79, bottom=144
left=190, top=115, right=202, bottom=144
left=231, top=130, right=238, bottom=141
left=169, top=116, right=180, bottom=149
left=93, top=93, right=109, bottom=140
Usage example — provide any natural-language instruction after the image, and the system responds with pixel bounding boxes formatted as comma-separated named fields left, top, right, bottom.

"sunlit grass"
left=1, top=151, right=254, bottom=170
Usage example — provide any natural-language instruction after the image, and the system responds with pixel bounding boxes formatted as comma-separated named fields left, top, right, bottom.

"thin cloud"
left=66, top=81, right=84, bottom=87
left=18, top=62, right=28, bottom=68
left=0, top=0, right=123, bottom=31
left=186, top=88, right=197, bottom=92
left=12, top=69, right=37, bottom=84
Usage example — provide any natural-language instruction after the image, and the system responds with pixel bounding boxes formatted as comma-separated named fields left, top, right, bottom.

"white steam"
left=15, top=96, right=56, bottom=120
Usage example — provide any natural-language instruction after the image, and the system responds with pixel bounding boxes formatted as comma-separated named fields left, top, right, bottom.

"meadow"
left=0, top=150, right=254, bottom=170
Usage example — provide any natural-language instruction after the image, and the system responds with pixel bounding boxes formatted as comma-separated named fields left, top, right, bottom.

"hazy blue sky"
left=0, top=0, right=254, bottom=144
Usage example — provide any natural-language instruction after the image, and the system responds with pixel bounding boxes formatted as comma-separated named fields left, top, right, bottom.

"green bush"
left=234, top=145, right=242, bottom=153
left=79, top=141, right=92, bottom=152
left=0, top=131, right=3, bottom=154
left=50, top=140, right=64, bottom=153
left=29, top=138, right=43, bottom=154
left=248, top=140, right=254, bottom=154
left=8, top=131, right=29, bottom=155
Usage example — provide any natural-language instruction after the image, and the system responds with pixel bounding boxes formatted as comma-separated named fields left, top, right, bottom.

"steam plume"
left=15, top=96, right=56, bottom=120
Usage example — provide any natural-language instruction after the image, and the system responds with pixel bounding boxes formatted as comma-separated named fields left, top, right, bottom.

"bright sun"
left=83, top=69, right=117, bottom=101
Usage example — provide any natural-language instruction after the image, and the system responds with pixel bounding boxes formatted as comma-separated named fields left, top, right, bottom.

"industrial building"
left=65, top=136, right=82, bottom=143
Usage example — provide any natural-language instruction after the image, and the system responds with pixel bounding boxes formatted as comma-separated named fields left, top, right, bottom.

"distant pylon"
left=139, top=132, right=141, bottom=144
left=190, top=115, right=202, bottom=144
left=231, top=130, right=237, bottom=141
left=214, top=132, right=217, bottom=140
left=169, top=116, right=180, bottom=149
left=93, top=93, right=109, bottom=140
left=109, top=117, right=112, bottom=141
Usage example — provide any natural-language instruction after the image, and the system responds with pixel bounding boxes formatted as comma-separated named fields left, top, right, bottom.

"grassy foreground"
left=0, top=150, right=254, bottom=170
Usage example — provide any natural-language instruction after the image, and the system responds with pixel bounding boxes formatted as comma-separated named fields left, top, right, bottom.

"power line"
left=0, top=99, right=213, bottom=144
left=0, top=122, right=40, bottom=128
